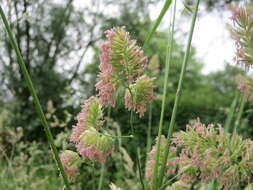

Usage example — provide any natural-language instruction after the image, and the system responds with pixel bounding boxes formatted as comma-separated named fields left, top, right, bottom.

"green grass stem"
left=150, top=0, right=177, bottom=189
left=156, top=0, right=200, bottom=188
left=233, top=94, right=247, bottom=134
left=224, top=91, right=240, bottom=133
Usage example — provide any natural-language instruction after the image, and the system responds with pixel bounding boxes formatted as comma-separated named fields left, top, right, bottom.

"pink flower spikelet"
left=237, top=75, right=253, bottom=101
left=77, top=128, right=114, bottom=163
left=70, top=96, right=103, bottom=143
left=96, top=42, right=118, bottom=107
left=60, top=150, right=80, bottom=180
left=146, top=119, right=253, bottom=189
left=230, top=7, right=253, bottom=69
left=125, top=75, right=155, bottom=117
left=145, top=135, right=177, bottom=186
left=171, top=119, right=253, bottom=189
left=96, top=26, right=148, bottom=107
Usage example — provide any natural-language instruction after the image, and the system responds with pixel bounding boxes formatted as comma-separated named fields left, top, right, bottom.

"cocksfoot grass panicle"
left=237, top=74, right=253, bottom=100
left=96, top=26, right=154, bottom=117
left=230, top=6, right=253, bottom=69
left=174, top=120, right=252, bottom=189
left=96, top=26, right=148, bottom=106
left=146, top=119, right=253, bottom=189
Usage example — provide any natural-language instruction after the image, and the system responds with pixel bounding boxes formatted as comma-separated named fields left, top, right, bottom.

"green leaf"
left=143, top=0, right=172, bottom=48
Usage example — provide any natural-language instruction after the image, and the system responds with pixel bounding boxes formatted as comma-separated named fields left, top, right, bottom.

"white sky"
left=149, top=1, right=235, bottom=74
left=72, top=0, right=236, bottom=74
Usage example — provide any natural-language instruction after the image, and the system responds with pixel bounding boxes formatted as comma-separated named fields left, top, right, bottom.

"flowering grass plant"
left=1, top=0, right=253, bottom=190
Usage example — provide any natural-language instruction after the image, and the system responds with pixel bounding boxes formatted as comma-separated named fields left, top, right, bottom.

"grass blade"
left=224, top=91, right=240, bottom=133
left=143, top=0, right=172, bottom=48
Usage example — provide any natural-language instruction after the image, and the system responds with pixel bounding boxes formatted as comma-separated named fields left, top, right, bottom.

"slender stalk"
left=146, top=103, right=153, bottom=165
left=150, top=0, right=177, bottom=189
left=98, top=106, right=111, bottom=190
left=137, top=148, right=145, bottom=190
left=130, top=108, right=145, bottom=190
left=224, top=91, right=240, bottom=133
left=128, top=88, right=145, bottom=190
left=0, top=6, right=71, bottom=190
left=98, top=164, right=105, bottom=190
left=233, top=94, right=247, bottom=134
left=102, top=132, right=134, bottom=139
left=92, top=163, right=96, bottom=190
left=143, top=0, right=172, bottom=48
left=157, top=0, right=200, bottom=188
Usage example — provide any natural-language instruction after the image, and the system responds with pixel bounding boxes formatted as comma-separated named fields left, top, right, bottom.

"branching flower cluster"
left=146, top=120, right=253, bottom=190
left=96, top=26, right=155, bottom=117
left=230, top=7, right=253, bottom=69
left=60, top=27, right=154, bottom=180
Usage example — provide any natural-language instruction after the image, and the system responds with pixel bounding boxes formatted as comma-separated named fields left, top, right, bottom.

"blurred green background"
left=0, top=0, right=252, bottom=189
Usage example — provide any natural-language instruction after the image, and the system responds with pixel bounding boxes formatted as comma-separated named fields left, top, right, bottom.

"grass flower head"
left=60, top=150, right=80, bottom=180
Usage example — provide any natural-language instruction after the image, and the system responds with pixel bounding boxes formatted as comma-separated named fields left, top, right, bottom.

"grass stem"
left=233, top=94, right=247, bottom=134
left=156, top=0, right=200, bottom=188
left=224, top=91, right=240, bottom=133
left=98, top=164, right=105, bottom=190
left=151, top=0, right=177, bottom=189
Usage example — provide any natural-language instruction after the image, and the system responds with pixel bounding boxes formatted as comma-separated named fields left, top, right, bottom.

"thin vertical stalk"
left=0, top=6, right=71, bottom=190
left=146, top=103, right=153, bottom=164
left=98, top=164, right=105, bottom=190
left=130, top=108, right=145, bottom=190
left=92, top=163, right=96, bottom=190
left=150, top=0, right=177, bottom=189
left=137, top=148, right=145, bottom=190
left=98, top=106, right=111, bottom=190
left=128, top=88, right=145, bottom=190
left=144, top=0, right=172, bottom=48
left=233, top=94, right=247, bottom=134
left=157, top=0, right=200, bottom=188
left=224, top=91, right=240, bottom=133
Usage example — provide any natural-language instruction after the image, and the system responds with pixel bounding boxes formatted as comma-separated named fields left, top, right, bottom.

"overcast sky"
left=72, top=0, right=236, bottom=74
left=150, top=1, right=235, bottom=74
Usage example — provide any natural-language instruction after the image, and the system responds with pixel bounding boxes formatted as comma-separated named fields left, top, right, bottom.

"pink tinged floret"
left=60, top=150, right=79, bottom=180
left=145, top=160, right=155, bottom=179
left=70, top=125, right=84, bottom=143
left=230, top=9, right=241, bottom=20
left=124, top=75, right=155, bottom=117
left=70, top=96, right=98, bottom=143
left=76, top=129, right=114, bottom=164
left=96, top=41, right=117, bottom=107
left=105, top=29, right=116, bottom=41
left=237, top=75, right=253, bottom=101
left=76, top=143, right=112, bottom=164
left=96, top=77, right=116, bottom=107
